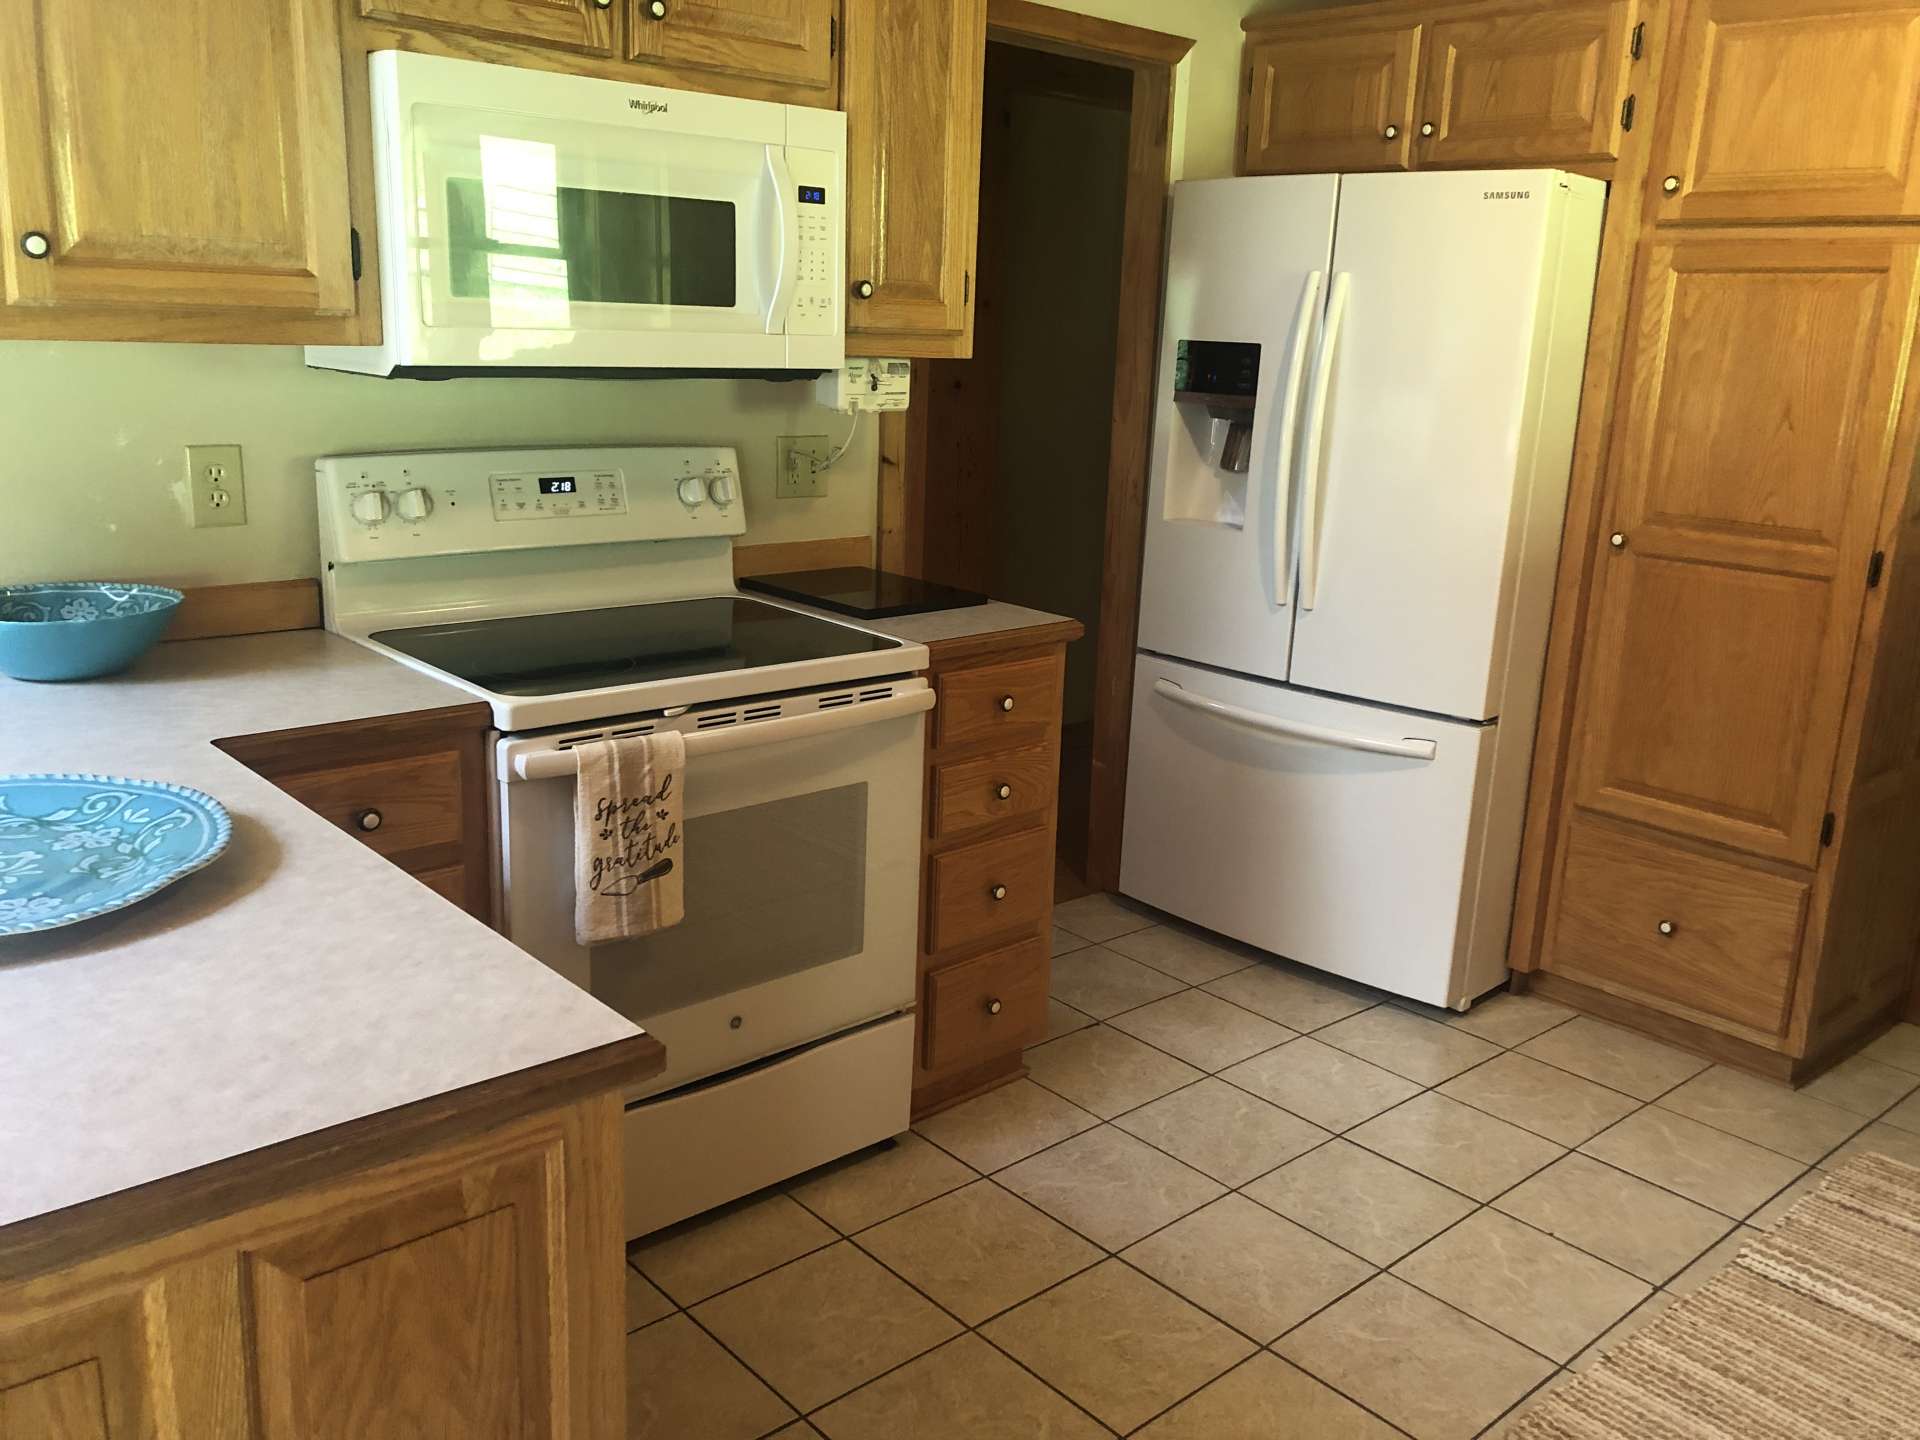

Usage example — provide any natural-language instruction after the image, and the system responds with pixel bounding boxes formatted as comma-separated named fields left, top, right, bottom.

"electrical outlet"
left=775, top=435, right=831, bottom=498
left=186, top=445, right=247, bottom=528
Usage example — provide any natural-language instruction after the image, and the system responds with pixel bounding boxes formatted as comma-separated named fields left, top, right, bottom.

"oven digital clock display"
left=538, top=477, right=579, bottom=495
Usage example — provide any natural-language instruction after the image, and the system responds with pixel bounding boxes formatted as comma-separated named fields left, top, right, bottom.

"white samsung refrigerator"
left=1119, top=170, right=1605, bottom=1009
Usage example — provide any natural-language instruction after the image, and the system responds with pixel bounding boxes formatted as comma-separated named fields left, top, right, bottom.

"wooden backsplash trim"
left=161, top=536, right=876, bottom=642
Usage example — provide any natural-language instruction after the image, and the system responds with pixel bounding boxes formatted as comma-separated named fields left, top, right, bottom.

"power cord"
left=817, top=409, right=866, bottom=472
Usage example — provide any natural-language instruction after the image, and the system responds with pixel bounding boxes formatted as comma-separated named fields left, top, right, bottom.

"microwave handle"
left=764, top=146, right=800, bottom=336
left=507, top=688, right=935, bottom=782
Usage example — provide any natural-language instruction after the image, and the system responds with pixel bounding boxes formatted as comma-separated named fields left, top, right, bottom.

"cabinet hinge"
left=1868, top=549, right=1886, bottom=588
left=1630, top=20, right=1645, bottom=60
left=349, top=226, right=363, bottom=282
left=1620, top=94, right=1636, bottom=132
left=1820, top=812, right=1836, bottom=847
left=829, top=14, right=837, bottom=57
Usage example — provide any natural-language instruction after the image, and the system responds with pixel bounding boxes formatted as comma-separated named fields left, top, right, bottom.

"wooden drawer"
left=927, top=826, right=1053, bottom=954
left=1547, top=815, right=1810, bottom=1037
left=274, top=751, right=464, bottom=861
left=934, top=655, right=1061, bottom=752
left=923, top=937, right=1048, bottom=1072
left=930, top=744, right=1056, bottom=840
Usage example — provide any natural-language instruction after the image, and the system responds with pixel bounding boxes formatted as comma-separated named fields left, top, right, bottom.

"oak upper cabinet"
left=1652, top=0, right=1920, bottom=220
left=0, top=0, right=357, bottom=341
left=1242, top=22, right=1423, bottom=174
left=628, top=0, right=836, bottom=92
left=842, top=0, right=987, bottom=358
left=359, top=0, right=617, bottom=51
left=1570, top=232, right=1920, bottom=866
left=1416, top=0, right=1638, bottom=166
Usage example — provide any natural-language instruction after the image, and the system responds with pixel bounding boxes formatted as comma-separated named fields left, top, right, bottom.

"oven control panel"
left=318, top=446, right=747, bottom=564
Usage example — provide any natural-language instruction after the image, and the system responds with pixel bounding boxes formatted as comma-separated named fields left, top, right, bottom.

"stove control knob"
left=706, top=472, right=738, bottom=507
left=350, top=490, right=390, bottom=526
left=394, top=487, right=434, bottom=522
left=676, top=476, right=707, bottom=508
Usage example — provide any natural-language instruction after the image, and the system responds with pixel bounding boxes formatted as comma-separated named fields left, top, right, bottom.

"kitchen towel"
left=574, top=732, right=685, bottom=945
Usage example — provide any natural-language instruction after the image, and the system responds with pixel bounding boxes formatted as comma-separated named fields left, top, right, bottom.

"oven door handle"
left=507, top=689, right=935, bottom=782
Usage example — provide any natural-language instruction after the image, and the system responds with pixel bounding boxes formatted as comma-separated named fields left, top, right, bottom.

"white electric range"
left=317, top=445, right=931, bottom=1237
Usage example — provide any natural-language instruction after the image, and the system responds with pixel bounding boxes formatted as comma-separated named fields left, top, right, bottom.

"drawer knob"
left=1383, top=124, right=1399, bottom=140
left=1663, top=175, right=1681, bottom=194
left=1420, top=121, right=1436, bottom=137
left=986, top=997, right=1004, bottom=1016
left=995, top=783, right=1013, bottom=801
left=1609, top=532, right=1627, bottom=549
left=643, top=0, right=666, bottom=15
left=990, top=883, right=1008, bottom=901
left=19, top=231, right=50, bottom=259
left=1658, top=919, right=1676, bottom=936
left=999, top=695, right=1016, bottom=712
left=355, top=808, right=384, bottom=833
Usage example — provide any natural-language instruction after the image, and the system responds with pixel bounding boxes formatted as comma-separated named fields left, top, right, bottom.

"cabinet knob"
left=1658, top=919, right=1676, bottom=936
left=1663, top=175, right=1681, bottom=194
left=1609, top=532, right=1627, bottom=549
left=355, top=808, right=384, bottom=833
left=19, top=231, right=50, bottom=260
left=1383, top=124, right=1399, bottom=140
left=986, top=997, right=1004, bottom=1016
left=995, top=783, right=1013, bottom=800
left=990, top=884, right=1008, bottom=901
left=1420, top=121, right=1436, bottom=137
left=643, top=0, right=666, bottom=15
left=853, top=279, right=875, bottom=299
left=999, top=695, right=1016, bottom=712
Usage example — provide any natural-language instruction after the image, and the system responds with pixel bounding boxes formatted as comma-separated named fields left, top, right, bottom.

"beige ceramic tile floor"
left=622, top=894, right=1920, bottom=1439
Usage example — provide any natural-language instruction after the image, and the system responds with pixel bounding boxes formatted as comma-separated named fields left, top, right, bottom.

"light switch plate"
left=186, top=444, right=247, bottom=528
left=775, top=435, right=831, bottom=498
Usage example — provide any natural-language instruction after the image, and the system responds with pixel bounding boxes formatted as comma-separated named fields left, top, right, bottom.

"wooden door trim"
left=950, top=1, right=1181, bottom=892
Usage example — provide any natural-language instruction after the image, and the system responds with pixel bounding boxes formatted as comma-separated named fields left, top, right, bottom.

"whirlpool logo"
left=1483, top=189, right=1532, bottom=201
left=628, top=98, right=670, bottom=115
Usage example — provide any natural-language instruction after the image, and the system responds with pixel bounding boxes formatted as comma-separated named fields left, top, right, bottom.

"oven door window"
left=589, top=783, right=867, bottom=1021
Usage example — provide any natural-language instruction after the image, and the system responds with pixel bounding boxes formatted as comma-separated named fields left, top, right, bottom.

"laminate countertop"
left=790, top=598, right=1084, bottom=649
left=0, top=630, right=647, bottom=1240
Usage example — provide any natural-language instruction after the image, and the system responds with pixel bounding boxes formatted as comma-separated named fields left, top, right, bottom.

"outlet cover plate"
left=186, top=444, right=247, bottom=528
left=775, top=435, right=831, bottom=498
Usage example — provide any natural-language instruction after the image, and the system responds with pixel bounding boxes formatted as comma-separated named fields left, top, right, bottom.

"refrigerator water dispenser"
left=1166, top=339, right=1261, bottom=525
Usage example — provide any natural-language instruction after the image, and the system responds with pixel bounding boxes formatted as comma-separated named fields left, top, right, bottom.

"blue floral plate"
left=0, top=775, right=232, bottom=936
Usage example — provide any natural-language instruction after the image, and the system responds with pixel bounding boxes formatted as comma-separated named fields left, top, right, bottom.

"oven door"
left=497, top=688, right=928, bottom=1099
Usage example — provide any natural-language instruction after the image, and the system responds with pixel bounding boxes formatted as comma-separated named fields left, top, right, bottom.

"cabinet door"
left=1416, top=1, right=1638, bottom=166
left=360, top=0, right=615, bottom=51
left=844, top=0, right=987, bottom=354
left=0, top=1291, right=151, bottom=1439
left=1241, top=25, right=1421, bottom=175
left=1652, top=0, right=1920, bottom=220
left=629, top=0, right=834, bottom=90
left=1571, top=233, right=1920, bottom=864
left=0, top=0, right=354, bottom=330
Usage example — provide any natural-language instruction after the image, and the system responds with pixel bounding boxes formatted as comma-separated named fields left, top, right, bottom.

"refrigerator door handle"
left=1297, top=271, right=1352, bottom=611
left=1270, top=268, right=1324, bottom=608
left=1152, top=678, right=1437, bottom=761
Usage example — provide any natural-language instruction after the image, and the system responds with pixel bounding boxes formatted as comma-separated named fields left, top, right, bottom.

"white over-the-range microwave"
left=307, top=52, right=846, bottom=378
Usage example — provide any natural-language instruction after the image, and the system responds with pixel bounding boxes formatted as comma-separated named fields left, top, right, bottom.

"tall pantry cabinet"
left=1240, top=0, right=1920, bottom=1078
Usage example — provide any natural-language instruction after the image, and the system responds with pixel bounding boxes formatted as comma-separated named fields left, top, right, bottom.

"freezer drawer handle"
left=1152, top=679, right=1437, bottom=762
left=506, top=688, right=936, bottom=781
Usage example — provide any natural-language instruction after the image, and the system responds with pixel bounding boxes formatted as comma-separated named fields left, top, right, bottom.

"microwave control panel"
left=317, top=446, right=747, bottom=564
left=786, top=137, right=842, bottom=337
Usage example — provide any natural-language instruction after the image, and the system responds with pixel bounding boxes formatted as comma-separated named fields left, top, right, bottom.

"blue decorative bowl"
left=0, top=775, right=232, bottom=936
left=0, top=582, right=183, bottom=681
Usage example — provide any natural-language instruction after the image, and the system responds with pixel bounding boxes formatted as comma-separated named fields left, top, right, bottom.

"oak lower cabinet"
left=0, top=0, right=358, bottom=342
left=1528, top=228, right=1920, bottom=1073
left=842, top=0, right=987, bottom=359
left=0, top=1096, right=634, bottom=1440
left=911, top=630, right=1076, bottom=1117
left=217, top=704, right=496, bottom=923
left=1650, top=0, right=1920, bottom=222
left=1240, top=0, right=1641, bottom=175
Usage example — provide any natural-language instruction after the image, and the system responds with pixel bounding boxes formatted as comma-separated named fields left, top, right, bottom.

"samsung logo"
left=1483, top=189, right=1532, bottom=200
left=628, top=98, right=670, bottom=114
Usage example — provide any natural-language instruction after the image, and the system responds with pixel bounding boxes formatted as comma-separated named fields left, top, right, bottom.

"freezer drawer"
left=1119, top=653, right=1503, bottom=1007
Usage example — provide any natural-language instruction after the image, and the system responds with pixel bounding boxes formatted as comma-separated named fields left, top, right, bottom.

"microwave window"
left=445, top=177, right=737, bottom=308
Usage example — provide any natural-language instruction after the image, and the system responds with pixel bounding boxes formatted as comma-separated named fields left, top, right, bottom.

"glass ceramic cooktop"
left=370, top=596, right=901, bottom=697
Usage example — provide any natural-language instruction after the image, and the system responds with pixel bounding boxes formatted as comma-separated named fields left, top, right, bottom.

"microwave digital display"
left=798, top=186, right=827, bottom=205
left=538, top=477, right=578, bottom=495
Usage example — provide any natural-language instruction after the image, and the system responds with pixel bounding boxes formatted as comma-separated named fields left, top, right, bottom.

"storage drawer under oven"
left=927, top=825, right=1053, bottom=954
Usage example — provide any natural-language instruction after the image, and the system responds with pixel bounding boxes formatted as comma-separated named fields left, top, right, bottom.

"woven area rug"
left=1510, top=1153, right=1920, bottom=1439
